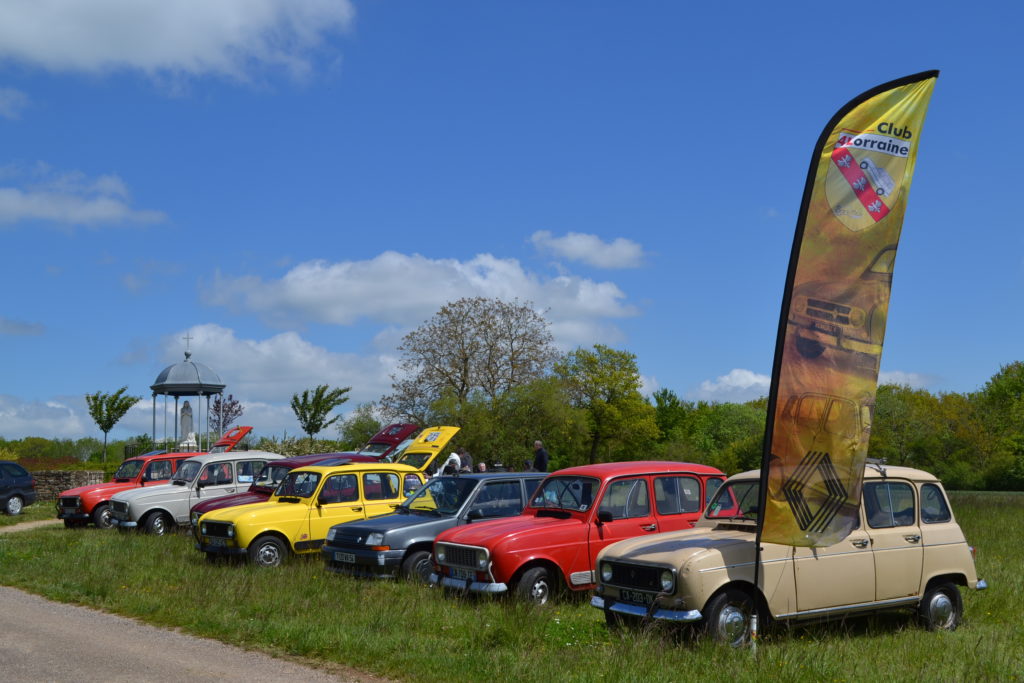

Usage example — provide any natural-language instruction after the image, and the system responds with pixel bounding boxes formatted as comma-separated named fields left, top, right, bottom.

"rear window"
left=920, top=483, right=952, bottom=524
left=654, top=475, right=702, bottom=515
left=1, top=463, right=28, bottom=477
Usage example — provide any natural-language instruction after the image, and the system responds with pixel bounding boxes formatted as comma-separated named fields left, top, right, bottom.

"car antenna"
left=865, top=457, right=887, bottom=478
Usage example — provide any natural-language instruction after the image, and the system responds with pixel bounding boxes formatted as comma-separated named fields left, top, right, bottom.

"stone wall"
left=33, top=471, right=105, bottom=501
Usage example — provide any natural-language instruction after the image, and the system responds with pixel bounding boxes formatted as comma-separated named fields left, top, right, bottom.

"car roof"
left=288, top=462, right=421, bottom=475
left=275, top=453, right=355, bottom=469
left=729, top=465, right=940, bottom=483
left=428, top=472, right=545, bottom=483
left=549, top=461, right=725, bottom=479
left=178, top=450, right=282, bottom=465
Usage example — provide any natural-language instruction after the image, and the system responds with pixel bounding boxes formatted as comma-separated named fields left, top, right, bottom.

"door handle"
left=851, top=538, right=869, bottom=548
left=641, top=524, right=657, bottom=531
left=352, top=507, right=363, bottom=512
left=904, top=534, right=920, bottom=543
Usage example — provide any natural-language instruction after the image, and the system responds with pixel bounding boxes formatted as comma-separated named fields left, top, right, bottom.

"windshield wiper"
left=277, top=496, right=302, bottom=504
left=394, top=506, right=410, bottom=514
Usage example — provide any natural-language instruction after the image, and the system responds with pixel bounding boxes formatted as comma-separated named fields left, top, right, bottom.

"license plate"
left=207, top=537, right=227, bottom=548
left=620, top=589, right=655, bottom=606
left=334, top=551, right=356, bottom=564
left=451, top=567, right=475, bottom=581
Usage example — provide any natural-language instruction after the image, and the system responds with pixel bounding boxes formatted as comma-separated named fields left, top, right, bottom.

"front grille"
left=112, top=501, right=128, bottom=515
left=59, top=497, right=80, bottom=510
left=439, top=544, right=478, bottom=569
left=605, top=562, right=663, bottom=591
left=329, top=528, right=366, bottom=547
left=203, top=521, right=233, bottom=538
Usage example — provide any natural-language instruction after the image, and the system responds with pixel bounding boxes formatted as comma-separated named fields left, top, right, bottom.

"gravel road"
left=0, top=586, right=386, bottom=682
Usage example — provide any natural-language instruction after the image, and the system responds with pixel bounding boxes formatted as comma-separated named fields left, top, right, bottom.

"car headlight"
left=200, top=522, right=207, bottom=535
left=476, top=549, right=488, bottom=570
left=600, top=562, right=613, bottom=583
left=436, top=546, right=446, bottom=563
left=326, top=528, right=337, bottom=543
left=660, top=569, right=674, bottom=593
left=190, top=512, right=200, bottom=526
left=227, top=525, right=234, bottom=538
left=366, top=532, right=385, bottom=546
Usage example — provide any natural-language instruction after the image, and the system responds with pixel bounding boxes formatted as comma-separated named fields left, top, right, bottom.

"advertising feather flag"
left=759, top=71, right=938, bottom=547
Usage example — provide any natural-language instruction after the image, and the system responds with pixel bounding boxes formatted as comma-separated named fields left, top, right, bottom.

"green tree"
left=554, top=344, right=660, bottom=464
left=337, top=403, right=382, bottom=450
left=291, top=384, right=351, bottom=440
left=85, top=387, right=142, bottom=463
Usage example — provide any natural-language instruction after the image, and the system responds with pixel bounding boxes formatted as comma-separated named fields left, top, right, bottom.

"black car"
left=322, top=472, right=544, bottom=581
left=1, top=460, right=37, bottom=515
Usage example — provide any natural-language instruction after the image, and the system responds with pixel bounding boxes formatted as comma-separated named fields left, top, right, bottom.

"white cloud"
left=0, top=395, right=90, bottom=439
left=530, top=230, right=645, bottom=269
left=204, top=251, right=640, bottom=349
left=878, top=370, right=932, bottom=389
left=0, top=0, right=354, bottom=81
left=692, top=368, right=770, bottom=403
left=0, top=166, right=165, bottom=228
left=0, top=88, right=29, bottom=119
left=0, top=317, right=44, bottom=335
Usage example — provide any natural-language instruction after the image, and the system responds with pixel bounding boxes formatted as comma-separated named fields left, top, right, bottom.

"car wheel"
left=517, top=566, right=555, bottom=605
left=401, top=550, right=433, bottom=582
left=92, top=503, right=114, bottom=529
left=704, top=588, right=757, bottom=647
left=5, top=495, right=23, bottom=515
left=248, top=535, right=287, bottom=568
left=918, top=581, right=962, bottom=631
left=144, top=512, right=171, bottom=536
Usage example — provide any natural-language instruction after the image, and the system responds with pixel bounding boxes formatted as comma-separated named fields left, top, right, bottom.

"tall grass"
left=0, top=493, right=1020, bottom=682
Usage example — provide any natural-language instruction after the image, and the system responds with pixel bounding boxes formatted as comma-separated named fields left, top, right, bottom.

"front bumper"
left=321, top=544, right=405, bottom=578
left=56, top=510, right=90, bottom=522
left=111, top=518, right=138, bottom=528
left=195, top=541, right=248, bottom=557
left=591, top=595, right=703, bottom=623
left=429, top=572, right=508, bottom=594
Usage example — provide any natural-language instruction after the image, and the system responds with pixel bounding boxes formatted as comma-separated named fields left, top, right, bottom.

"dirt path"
left=0, top=519, right=62, bottom=534
left=0, top=586, right=390, bottom=682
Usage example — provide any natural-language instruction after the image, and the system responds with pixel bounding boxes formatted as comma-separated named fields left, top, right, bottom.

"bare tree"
left=209, top=394, right=244, bottom=437
left=382, top=297, right=559, bottom=421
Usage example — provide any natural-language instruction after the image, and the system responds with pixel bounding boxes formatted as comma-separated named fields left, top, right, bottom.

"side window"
left=236, top=460, right=265, bottom=484
left=403, top=474, right=422, bottom=497
left=598, top=478, right=650, bottom=520
left=144, top=460, right=172, bottom=481
left=920, top=483, right=952, bottom=524
left=173, top=458, right=187, bottom=473
left=524, top=478, right=543, bottom=500
left=320, top=474, right=359, bottom=503
left=653, top=476, right=701, bottom=515
left=363, top=472, right=400, bottom=500
left=864, top=481, right=916, bottom=528
left=475, top=481, right=524, bottom=518
left=705, top=477, right=725, bottom=506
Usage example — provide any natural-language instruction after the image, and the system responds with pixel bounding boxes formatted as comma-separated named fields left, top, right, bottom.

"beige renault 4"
left=592, top=463, right=987, bottom=646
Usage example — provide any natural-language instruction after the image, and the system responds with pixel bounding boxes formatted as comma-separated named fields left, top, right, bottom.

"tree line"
left=5, top=298, right=1022, bottom=490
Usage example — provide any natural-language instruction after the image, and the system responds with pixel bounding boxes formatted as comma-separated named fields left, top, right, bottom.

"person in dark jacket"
left=532, top=440, right=549, bottom=473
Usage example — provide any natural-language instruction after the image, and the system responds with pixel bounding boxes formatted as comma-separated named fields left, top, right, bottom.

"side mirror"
left=466, top=509, right=484, bottom=521
left=596, top=510, right=614, bottom=524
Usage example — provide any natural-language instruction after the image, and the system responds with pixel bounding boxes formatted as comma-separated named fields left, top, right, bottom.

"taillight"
left=969, top=545, right=977, bottom=560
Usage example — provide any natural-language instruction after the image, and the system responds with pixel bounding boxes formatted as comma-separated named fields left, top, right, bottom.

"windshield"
left=395, top=451, right=432, bottom=469
left=254, top=464, right=291, bottom=489
left=706, top=480, right=760, bottom=520
left=113, top=459, right=144, bottom=481
left=530, top=476, right=599, bottom=512
left=402, top=477, right=477, bottom=515
left=357, top=443, right=389, bottom=456
left=274, top=471, right=321, bottom=498
left=171, top=460, right=201, bottom=484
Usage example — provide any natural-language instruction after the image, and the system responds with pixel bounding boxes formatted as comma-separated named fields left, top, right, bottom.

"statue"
left=180, top=400, right=194, bottom=437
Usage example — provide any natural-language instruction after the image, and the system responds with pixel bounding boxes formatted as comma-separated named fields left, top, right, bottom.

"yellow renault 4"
left=195, top=426, right=460, bottom=567
left=196, top=462, right=427, bottom=567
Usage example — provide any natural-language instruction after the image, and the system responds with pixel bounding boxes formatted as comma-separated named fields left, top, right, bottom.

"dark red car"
left=337, top=423, right=419, bottom=461
left=431, top=461, right=726, bottom=604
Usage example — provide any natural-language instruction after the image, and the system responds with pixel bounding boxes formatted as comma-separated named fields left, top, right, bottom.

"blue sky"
left=1, top=1, right=1021, bottom=441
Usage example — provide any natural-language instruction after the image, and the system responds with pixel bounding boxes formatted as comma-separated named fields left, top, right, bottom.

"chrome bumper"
left=430, top=573, right=508, bottom=594
left=591, top=595, right=703, bottom=623
left=111, top=518, right=137, bottom=528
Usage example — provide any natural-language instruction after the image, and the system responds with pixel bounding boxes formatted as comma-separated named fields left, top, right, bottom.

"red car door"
left=582, top=477, right=659, bottom=587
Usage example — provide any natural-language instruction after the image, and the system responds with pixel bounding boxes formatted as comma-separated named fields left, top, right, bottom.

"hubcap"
left=717, top=605, right=749, bottom=646
left=929, top=592, right=954, bottom=628
left=414, top=558, right=432, bottom=582
left=7, top=497, right=22, bottom=515
left=256, top=543, right=281, bottom=567
left=97, top=508, right=112, bottom=528
left=152, top=516, right=166, bottom=535
left=530, top=579, right=549, bottom=605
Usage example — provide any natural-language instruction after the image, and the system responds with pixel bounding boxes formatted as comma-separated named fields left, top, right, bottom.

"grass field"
left=0, top=498, right=56, bottom=526
left=0, top=492, right=1021, bottom=682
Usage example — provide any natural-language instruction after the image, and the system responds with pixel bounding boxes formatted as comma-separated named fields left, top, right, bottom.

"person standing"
left=457, top=447, right=473, bottom=472
left=532, top=440, right=549, bottom=473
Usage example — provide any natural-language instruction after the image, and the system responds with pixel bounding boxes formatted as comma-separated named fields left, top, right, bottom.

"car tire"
left=401, top=550, right=433, bottom=582
left=4, top=495, right=23, bottom=515
left=517, top=566, right=555, bottom=605
left=704, top=588, right=757, bottom=647
left=92, top=503, right=114, bottom=529
left=918, top=581, right=962, bottom=631
left=144, top=511, right=171, bottom=536
left=248, top=535, right=287, bottom=568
